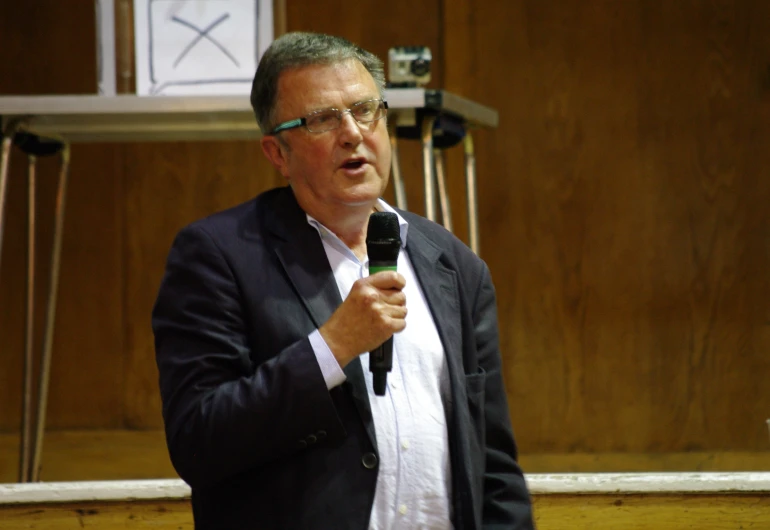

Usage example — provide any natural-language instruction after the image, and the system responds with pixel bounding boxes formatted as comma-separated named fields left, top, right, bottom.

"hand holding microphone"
left=365, top=212, right=402, bottom=395
left=319, top=212, right=405, bottom=394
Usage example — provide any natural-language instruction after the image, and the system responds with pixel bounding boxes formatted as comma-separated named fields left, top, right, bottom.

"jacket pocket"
left=464, top=367, right=487, bottom=509
left=464, top=367, right=487, bottom=448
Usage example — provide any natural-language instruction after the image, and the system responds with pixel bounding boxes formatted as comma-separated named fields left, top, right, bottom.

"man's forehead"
left=280, top=58, right=368, bottom=78
left=275, top=60, right=377, bottom=110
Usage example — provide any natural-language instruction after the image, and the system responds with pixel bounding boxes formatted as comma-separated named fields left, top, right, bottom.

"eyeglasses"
left=268, top=99, right=388, bottom=135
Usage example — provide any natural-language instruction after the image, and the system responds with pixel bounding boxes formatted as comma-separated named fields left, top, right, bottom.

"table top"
left=0, top=89, right=498, bottom=143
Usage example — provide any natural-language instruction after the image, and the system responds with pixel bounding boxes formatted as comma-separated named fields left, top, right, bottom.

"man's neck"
left=308, top=203, right=377, bottom=261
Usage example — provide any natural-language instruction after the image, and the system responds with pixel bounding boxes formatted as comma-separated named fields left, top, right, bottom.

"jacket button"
left=298, top=439, right=307, bottom=449
left=317, top=430, right=327, bottom=440
left=307, top=434, right=317, bottom=444
left=361, top=452, right=378, bottom=469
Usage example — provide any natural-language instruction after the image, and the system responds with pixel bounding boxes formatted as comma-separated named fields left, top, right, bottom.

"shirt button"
left=401, top=440, right=410, bottom=450
left=361, top=452, right=378, bottom=469
left=398, top=504, right=408, bottom=515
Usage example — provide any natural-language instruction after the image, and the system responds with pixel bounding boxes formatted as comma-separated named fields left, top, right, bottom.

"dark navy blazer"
left=152, top=186, right=535, bottom=529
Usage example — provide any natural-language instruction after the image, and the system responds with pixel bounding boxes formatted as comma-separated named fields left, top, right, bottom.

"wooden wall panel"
left=1, top=0, right=769, bottom=464
left=629, top=0, right=770, bottom=453
left=0, top=2, right=126, bottom=430
left=45, top=144, right=126, bottom=429
left=443, top=0, right=770, bottom=452
left=0, top=1, right=445, bottom=434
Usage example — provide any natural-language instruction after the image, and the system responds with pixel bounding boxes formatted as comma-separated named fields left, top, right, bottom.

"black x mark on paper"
left=171, top=13, right=240, bottom=68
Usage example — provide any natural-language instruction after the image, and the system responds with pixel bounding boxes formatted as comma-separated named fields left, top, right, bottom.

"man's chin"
left=342, top=180, right=387, bottom=205
left=340, top=196, right=381, bottom=208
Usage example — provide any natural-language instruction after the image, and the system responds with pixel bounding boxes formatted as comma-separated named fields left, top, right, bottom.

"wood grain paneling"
left=0, top=430, right=177, bottom=483
left=0, top=2, right=125, bottom=431
left=0, top=149, right=125, bottom=430
left=0, top=500, right=193, bottom=530
left=443, top=0, right=770, bottom=452
left=2, top=429, right=768, bottom=483
left=532, top=494, right=770, bottom=530
left=1, top=0, right=769, bottom=466
left=2, top=487, right=769, bottom=529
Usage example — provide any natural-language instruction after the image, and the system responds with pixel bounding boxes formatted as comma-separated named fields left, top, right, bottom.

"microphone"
left=366, top=212, right=402, bottom=396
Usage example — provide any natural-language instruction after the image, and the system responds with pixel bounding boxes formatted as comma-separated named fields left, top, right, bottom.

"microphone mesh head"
left=367, top=212, right=400, bottom=241
left=367, top=212, right=401, bottom=261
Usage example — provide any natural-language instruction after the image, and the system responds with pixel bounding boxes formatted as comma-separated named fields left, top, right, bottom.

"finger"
left=367, top=271, right=406, bottom=290
left=378, top=289, right=406, bottom=307
left=378, top=302, right=407, bottom=321
left=392, top=304, right=408, bottom=320
left=371, top=299, right=407, bottom=320
left=386, top=314, right=407, bottom=333
left=348, top=281, right=380, bottom=304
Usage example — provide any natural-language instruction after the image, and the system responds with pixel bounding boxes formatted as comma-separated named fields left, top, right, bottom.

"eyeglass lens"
left=305, top=100, right=386, bottom=132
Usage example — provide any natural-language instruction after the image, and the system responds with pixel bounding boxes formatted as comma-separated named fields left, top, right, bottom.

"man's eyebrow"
left=306, top=97, right=380, bottom=114
left=305, top=104, right=337, bottom=114
left=352, top=96, right=380, bottom=105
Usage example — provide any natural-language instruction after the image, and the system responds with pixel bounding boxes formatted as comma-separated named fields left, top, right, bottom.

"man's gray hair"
left=250, top=32, right=386, bottom=134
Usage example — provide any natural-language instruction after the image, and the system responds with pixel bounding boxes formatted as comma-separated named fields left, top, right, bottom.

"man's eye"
left=354, top=104, right=376, bottom=118
left=310, top=112, right=336, bottom=125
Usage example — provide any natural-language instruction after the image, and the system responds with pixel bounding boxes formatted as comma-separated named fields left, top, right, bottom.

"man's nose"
left=337, top=112, right=364, bottom=145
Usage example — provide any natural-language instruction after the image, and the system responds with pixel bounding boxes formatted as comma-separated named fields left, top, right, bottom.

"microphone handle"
left=368, top=259, right=397, bottom=396
left=371, top=337, right=393, bottom=396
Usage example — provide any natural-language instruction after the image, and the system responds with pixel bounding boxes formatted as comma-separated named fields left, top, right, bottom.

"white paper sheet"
left=134, top=0, right=272, bottom=96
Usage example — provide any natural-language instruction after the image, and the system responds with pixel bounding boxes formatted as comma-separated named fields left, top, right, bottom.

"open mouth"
left=341, top=159, right=366, bottom=170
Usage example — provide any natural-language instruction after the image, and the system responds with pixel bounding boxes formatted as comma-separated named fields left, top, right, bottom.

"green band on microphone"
left=369, top=265, right=397, bottom=274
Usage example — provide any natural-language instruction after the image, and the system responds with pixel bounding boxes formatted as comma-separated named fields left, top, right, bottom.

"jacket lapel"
left=267, top=188, right=377, bottom=452
left=406, top=224, right=479, bottom=529
left=404, top=225, right=463, bottom=388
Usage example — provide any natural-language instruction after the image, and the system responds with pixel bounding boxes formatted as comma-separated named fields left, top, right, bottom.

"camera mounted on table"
left=387, top=46, right=432, bottom=88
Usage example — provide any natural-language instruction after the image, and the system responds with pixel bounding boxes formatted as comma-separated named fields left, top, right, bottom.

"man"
left=152, top=31, right=535, bottom=529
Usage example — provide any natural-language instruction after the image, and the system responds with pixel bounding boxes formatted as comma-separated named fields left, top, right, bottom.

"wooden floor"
left=0, top=499, right=194, bottom=529
left=533, top=493, right=770, bottom=529
left=2, top=493, right=769, bottom=529
left=1, top=429, right=769, bottom=483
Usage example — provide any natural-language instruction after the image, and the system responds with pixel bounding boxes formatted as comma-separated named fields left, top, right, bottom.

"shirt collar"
left=306, top=198, right=409, bottom=249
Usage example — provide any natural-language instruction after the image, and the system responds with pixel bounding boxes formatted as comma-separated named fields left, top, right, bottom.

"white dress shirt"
left=306, top=200, right=454, bottom=530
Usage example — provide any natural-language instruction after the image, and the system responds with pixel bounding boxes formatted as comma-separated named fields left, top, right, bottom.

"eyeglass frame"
left=267, top=98, right=389, bottom=135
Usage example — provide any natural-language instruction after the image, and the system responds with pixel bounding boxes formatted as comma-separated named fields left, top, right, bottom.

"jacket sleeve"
left=473, top=263, right=536, bottom=529
left=152, top=224, right=346, bottom=489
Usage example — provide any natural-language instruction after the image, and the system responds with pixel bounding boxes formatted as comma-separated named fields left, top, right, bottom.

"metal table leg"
left=420, top=115, right=437, bottom=222
left=0, top=122, right=23, bottom=276
left=464, top=133, right=479, bottom=255
left=20, top=155, right=37, bottom=483
left=30, top=143, right=70, bottom=482
left=387, top=120, right=407, bottom=210
left=394, top=113, right=479, bottom=255
left=2, top=130, right=69, bottom=482
left=433, top=148, right=452, bottom=232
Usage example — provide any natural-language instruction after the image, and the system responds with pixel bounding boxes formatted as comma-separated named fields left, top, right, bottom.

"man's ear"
left=260, top=136, right=291, bottom=179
